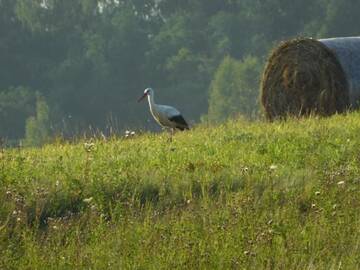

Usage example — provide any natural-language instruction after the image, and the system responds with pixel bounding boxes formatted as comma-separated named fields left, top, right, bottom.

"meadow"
left=1, top=113, right=360, bottom=269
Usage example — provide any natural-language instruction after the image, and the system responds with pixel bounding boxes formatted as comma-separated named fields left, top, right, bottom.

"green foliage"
left=208, top=56, right=262, bottom=122
left=23, top=95, right=51, bottom=147
left=0, top=87, right=35, bottom=141
left=315, top=0, right=360, bottom=37
left=2, top=0, right=360, bottom=141
left=1, top=113, right=360, bottom=268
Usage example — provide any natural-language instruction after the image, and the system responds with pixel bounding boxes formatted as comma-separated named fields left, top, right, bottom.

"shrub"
left=207, top=55, right=262, bottom=122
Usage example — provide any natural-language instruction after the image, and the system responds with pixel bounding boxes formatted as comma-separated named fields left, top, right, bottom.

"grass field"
left=1, top=113, right=360, bottom=269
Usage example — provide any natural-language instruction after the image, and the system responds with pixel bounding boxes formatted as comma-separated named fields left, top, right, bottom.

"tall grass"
left=1, top=113, right=360, bottom=269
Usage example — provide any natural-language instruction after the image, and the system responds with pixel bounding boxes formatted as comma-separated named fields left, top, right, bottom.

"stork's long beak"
left=137, top=93, right=147, bottom=102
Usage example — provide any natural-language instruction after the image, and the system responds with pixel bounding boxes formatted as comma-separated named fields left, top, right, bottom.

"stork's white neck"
left=147, top=92, right=156, bottom=112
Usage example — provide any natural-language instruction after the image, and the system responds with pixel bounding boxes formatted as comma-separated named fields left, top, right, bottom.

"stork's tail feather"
left=169, top=115, right=190, bottom=131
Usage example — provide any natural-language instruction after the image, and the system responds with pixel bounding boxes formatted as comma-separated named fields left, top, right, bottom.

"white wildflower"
left=83, top=197, right=93, bottom=203
left=269, top=164, right=277, bottom=170
left=84, top=142, right=95, bottom=152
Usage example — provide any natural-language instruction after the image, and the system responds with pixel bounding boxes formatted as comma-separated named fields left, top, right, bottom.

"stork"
left=138, top=88, right=190, bottom=131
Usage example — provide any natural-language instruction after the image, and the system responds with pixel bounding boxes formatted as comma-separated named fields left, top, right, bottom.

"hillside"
left=1, top=113, right=360, bottom=269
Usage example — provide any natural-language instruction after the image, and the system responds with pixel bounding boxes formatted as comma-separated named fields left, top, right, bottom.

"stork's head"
left=138, top=88, right=153, bottom=102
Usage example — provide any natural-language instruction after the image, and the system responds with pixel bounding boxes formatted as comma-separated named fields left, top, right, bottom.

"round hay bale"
left=321, top=37, right=360, bottom=105
left=261, top=37, right=352, bottom=120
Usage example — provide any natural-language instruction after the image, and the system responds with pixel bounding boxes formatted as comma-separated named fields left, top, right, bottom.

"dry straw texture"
left=261, top=38, right=350, bottom=120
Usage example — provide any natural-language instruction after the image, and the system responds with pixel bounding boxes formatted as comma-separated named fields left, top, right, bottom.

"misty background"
left=1, top=0, right=360, bottom=146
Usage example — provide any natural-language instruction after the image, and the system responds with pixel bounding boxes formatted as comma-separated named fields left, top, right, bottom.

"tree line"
left=1, top=0, right=360, bottom=145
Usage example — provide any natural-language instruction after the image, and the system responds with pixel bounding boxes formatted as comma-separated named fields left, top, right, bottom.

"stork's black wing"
left=169, top=114, right=190, bottom=130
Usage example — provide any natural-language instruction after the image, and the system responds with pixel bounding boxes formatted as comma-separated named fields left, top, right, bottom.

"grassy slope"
left=1, top=113, right=360, bottom=269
